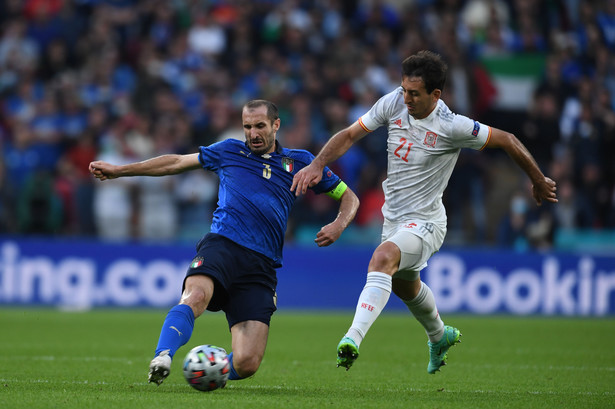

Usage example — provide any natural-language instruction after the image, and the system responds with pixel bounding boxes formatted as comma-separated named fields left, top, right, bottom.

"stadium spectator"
left=187, top=9, right=227, bottom=58
left=135, top=118, right=179, bottom=242
left=498, top=191, right=532, bottom=251
left=519, top=89, right=561, bottom=170
left=2, top=122, right=43, bottom=199
left=62, top=129, right=97, bottom=235
left=0, top=18, right=39, bottom=76
left=30, top=94, right=64, bottom=171
left=91, top=120, right=137, bottom=240
left=174, top=167, right=217, bottom=242
left=552, top=177, right=578, bottom=230
left=597, top=0, right=615, bottom=51
left=17, top=169, right=63, bottom=234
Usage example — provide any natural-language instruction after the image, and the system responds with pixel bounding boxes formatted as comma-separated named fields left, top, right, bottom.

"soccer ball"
left=182, top=344, right=230, bottom=392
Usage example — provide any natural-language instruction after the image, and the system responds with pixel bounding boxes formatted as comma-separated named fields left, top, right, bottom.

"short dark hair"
left=244, top=99, right=279, bottom=124
left=401, top=50, right=448, bottom=94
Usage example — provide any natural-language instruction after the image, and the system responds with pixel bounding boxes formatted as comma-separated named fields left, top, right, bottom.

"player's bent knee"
left=392, top=277, right=421, bottom=300
left=233, top=353, right=262, bottom=377
left=368, top=242, right=401, bottom=275
left=180, top=277, right=214, bottom=317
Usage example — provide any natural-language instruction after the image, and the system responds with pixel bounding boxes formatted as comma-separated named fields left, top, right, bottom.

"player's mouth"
left=250, top=139, right=263, bottom=148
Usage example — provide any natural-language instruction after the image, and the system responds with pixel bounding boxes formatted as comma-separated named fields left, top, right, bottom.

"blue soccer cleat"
left=336, top=336, right=359, bottom=370
left=427, top=325, right=461, bottom=374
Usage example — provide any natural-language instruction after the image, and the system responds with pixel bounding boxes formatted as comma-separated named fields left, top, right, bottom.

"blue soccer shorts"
left=184, top=233, right=278, bottom=328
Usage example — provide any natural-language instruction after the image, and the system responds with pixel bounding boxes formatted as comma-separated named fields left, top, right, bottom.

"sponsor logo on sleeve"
left=472, top=121, right=480, bottom=137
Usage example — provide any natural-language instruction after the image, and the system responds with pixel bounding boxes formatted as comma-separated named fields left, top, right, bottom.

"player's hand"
left=89, top=161, right=118, bottom=181
left=532, top=177, right=558, bottom=205
left=314, top=222, right=343, bottom=247
left=291, top=163, right=323, bottom=196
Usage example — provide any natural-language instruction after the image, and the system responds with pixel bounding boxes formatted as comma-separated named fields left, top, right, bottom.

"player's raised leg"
left=389, top=230, right=462, bottom=373
left=394, top=277, right=461, bottom=374
left=149, top=303, right=195, bottom=384
left=148, top=275, right=213, bottom=385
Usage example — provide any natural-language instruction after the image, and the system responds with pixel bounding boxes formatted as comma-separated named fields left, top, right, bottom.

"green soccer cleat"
left=427, top=325, right=461, bottom=374
left=336, top=336, right=359, bottom=370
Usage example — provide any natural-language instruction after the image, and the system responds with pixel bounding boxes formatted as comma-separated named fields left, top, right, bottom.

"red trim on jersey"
left=479, top=126, right=492, bottom=151
left=358, top=117, right=372, bottom=132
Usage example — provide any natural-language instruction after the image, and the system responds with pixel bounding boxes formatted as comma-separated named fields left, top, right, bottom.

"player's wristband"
left=325, top=181, right=348, bottom=200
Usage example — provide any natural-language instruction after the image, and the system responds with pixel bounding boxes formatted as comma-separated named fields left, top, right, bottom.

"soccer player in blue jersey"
left=89, top=99, right=359, bottom=385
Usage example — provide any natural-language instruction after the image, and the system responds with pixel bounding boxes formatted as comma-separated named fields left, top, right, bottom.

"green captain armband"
left=325, top=181, right=348, bottom=200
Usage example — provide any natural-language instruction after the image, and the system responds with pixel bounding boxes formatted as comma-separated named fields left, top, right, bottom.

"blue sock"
left=154, top=304, right=195, bottom=359
left=227, top=352, right=244, bottom=380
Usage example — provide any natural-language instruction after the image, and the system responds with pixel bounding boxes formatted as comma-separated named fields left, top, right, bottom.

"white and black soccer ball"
left=182, top=344, right=230, bottom=392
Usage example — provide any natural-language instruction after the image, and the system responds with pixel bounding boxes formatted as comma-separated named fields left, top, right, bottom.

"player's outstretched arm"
left=89, top=153, right=201, bottom=181
left=291, top=121, right=368, bottom=196
left=486, top=128, right=558, bottom=205
left=315, top=186, right=359, bottom=247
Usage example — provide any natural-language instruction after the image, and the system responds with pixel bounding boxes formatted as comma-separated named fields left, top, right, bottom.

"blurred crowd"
left=0, top=0, right=614, bottom=250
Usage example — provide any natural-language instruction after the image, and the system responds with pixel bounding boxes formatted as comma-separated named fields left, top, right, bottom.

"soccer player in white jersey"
left=291, top=50, right=558, bottom=374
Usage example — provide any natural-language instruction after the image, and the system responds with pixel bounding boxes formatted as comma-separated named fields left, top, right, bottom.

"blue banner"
left=1, top=238, right=614, bottom=315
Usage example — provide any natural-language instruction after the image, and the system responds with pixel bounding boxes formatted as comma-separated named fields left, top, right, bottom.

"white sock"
left=345, top=272, right=392, bottom=346
left=403, top=281, right=444, bottom=343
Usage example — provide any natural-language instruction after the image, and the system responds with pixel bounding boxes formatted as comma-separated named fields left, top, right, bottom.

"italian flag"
left=480, top=54, right=546, bottom=110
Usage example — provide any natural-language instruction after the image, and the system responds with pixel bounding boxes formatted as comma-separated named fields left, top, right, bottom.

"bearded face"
left=242, top=105, right=279, bottom=155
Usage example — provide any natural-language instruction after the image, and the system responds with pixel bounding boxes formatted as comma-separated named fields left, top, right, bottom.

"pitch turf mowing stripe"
left=3, top=356, right=614, bottom=373
left=0, top=378, right=613, bottom=397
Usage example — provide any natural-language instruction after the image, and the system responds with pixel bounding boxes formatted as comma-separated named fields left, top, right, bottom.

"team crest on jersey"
left=190, top=256, right=204, bottom=269
left=281, top=157, right=294, bottom=173
left=393, top=118, right=403, bottom=128
left=424, top=132, right=438, bottom=147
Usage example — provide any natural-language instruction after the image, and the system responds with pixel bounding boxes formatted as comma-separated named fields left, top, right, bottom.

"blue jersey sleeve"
left=198, top=141, right=224, bottom=171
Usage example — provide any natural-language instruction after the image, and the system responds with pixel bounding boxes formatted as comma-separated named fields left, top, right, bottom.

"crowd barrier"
left=0, top=237, right=613, bottom=316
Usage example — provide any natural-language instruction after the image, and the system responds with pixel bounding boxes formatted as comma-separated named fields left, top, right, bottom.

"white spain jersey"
left=359, top=87, right=492, bottom=226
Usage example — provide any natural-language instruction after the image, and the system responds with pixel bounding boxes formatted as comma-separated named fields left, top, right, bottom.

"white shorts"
left=381, top=219, right=446, bottom=281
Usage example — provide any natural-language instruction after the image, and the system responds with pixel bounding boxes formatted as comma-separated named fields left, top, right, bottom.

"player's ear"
left=273, top=118, right=281, bottom=131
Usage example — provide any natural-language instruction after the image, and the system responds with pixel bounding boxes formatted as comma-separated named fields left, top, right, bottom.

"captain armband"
left=325, top=181, right=348, bottom=201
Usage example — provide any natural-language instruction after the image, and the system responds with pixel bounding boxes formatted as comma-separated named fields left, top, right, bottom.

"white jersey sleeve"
left=358, top=90, right=399, bottom=132
left=450, top=113, right=492, bottom=150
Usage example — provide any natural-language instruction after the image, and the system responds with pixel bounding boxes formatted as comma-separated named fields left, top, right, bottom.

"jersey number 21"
left=394, top=138, right=413, bottom=162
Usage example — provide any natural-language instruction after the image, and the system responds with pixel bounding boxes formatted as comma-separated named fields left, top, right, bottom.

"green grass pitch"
left=0, top=308, right=613, bottom=409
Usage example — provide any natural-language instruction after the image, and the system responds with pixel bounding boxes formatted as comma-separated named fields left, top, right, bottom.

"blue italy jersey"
left=198, top=139, right=341, bottom=267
